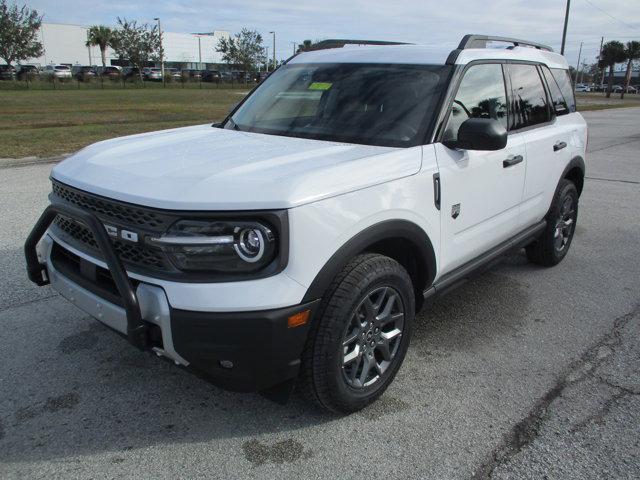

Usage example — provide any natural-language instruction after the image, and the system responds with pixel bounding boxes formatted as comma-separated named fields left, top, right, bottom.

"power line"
left=582, top=0, right=640, bottom=31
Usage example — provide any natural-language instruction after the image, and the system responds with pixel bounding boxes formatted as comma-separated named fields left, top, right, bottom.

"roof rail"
left=457, top=34, right=554, bottom=52
left=307, top=39, right=411, bottom=51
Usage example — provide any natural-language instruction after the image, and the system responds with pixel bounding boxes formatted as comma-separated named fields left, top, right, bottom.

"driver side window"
left=443, top=63, right=508, bottom=143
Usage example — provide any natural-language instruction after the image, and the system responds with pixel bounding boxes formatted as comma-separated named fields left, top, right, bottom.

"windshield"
left=225, top=63, right=451, bottom=147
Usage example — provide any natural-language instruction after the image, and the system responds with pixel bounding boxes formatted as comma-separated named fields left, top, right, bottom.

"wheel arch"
left=562, top=155, right=585, bottom=197
left=301, top=220, right=437, bottom=312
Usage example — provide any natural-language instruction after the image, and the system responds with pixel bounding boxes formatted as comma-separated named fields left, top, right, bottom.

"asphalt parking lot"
left=1, top=108, right=639, bottom=479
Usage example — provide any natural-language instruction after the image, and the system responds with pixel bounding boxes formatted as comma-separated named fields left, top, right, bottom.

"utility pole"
left=154, top=18, right=165, bottom=81
left=561, top=0, right=571, bottom=55
left=198, top=36, right=202, bottom=69
left=574, top=41, right=583, bottom=85
left=291, top=42, right=297, bottom=56
left=265, top=46, right=269, bottom=72
left=598, top=36, right=605, bottom=87
left=269, top=31, right=276, bottom=71
left=86, top=29, right=92, bottom=65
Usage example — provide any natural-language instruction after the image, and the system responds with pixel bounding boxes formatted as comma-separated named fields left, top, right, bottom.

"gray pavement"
left=0, top=108, right=639, bottom=479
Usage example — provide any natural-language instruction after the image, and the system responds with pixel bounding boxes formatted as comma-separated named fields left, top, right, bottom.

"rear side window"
left=541, top=66, right=568, bottom=115
left=549, top=68, right=576, bottom=114
left=443, top=63, right=508, bottom=143
left=508, top=64, right=551, bottom=130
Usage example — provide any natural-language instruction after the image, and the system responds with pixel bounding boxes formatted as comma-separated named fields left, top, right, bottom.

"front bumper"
left=25, top=204, right=319, bottom=392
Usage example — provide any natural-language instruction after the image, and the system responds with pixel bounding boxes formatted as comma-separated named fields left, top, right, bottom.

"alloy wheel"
left=341, top=286, right=405, bottom=389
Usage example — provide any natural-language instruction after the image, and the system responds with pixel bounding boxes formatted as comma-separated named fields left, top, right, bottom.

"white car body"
left=29, top=35, right=587, bottom=400
left=42, top=65, right=72, bottom=78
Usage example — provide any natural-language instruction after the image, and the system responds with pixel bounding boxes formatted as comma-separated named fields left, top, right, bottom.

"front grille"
left=52, top=181, right=169, bottom=229
left=53, top=215, right=168, bottom=271
left=50, top=180, right=174, bottom=274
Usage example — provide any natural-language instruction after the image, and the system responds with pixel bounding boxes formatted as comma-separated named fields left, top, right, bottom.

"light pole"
left=560, top=0, right=570, bottom=55
left=269, top=31, right=276, bottom=71
left=574, top=41, right=583, bottom=86
left=154, top=17, right=165, bottom=81
left=265, top=46, right=269, bottom=72
left=291, top=41, right=297, bottom=56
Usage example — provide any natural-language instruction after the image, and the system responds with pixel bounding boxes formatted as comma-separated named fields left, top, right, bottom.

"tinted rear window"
left=509, top=64, right=551, bottom=130
left=550, top=68, right=576, bottom=114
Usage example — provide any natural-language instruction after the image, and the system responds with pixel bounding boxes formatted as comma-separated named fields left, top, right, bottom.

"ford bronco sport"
left=26, top=35, right=587, bottom=413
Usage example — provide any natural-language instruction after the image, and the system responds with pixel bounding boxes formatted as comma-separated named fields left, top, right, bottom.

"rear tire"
left=526, top=179, right=578, bottom=266
left=298, top=253, right=415, bottom=413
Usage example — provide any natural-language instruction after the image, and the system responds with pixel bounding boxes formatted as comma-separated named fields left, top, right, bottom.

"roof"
left=289, top=40, right=569, bottom=70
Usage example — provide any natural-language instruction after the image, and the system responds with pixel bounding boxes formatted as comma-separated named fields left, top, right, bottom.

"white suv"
left=26, top=35, right=586, bottom=413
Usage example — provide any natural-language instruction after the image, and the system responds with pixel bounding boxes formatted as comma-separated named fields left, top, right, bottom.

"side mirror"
left=446, top=118, right=507, bottom=151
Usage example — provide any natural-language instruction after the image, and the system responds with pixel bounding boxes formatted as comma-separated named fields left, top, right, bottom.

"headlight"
left=148, top=219, right=277, bottom=273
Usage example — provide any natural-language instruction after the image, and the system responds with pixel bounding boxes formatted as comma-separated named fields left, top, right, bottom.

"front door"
left=435, top=63, right=526, bottom=275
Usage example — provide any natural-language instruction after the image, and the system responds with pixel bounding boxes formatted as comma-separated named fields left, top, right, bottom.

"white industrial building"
left=26, top=22, right=230, bottom=69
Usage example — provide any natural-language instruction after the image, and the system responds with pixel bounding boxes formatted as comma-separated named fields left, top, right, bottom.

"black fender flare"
left=301, top=219, right=437, bottom=303
left=561, top=155, right=586, bottom=196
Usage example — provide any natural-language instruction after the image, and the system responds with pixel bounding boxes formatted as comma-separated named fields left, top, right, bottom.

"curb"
left=0, top=154, right=72, bottom=170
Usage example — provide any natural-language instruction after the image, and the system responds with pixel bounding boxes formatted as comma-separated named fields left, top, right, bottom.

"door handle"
left=554, top=141, right=567, bottom=152
left=503, top=155, right=523, bottom=168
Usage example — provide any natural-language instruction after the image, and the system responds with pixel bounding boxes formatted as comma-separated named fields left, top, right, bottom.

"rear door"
left=435, top=62, right=527, bottom=274
left=506, top=63, right=573, bottom=227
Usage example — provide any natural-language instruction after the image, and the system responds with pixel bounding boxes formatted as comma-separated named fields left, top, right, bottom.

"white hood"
left=51, top=124, right=422, bottom=210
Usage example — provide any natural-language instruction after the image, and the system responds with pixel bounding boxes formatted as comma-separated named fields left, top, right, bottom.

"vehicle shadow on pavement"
left=0, top=251, right=532, bottom=465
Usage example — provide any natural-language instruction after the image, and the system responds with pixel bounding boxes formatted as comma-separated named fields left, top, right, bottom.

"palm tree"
left=621, top=41, right=640, bottom=99
left=85, top=25, right=114, bottom=67
left=599, top=41, right=626, bottom=98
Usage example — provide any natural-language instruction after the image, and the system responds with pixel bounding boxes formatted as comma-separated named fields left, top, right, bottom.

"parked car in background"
left=16, top=64, right=39, bottom=80
left=145, top=68, right=163, bottom=81
left=167, top=68, right=182, bottom=80
left=574, top=83, right=590, bottom=92
left=181, top=69, right=203, bottom=80
left=0, top=64, right=17, bottom=80
left=71, top=65, right=97, bottom=81
left=201, top=70, right=221, bottom=83
left=96, top=66, right=121, bottom=79
left=220, top=71, right=233, bottom=82
left=255, top=71, right=270, bottom=83
left=612, top=85, right=637, bottom=94
left=122, top=67, right=141, bottom=80
left=41, top=65, right=72, bottom=79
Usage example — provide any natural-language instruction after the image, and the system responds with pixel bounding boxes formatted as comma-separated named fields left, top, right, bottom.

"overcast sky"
left=26, top=0, right=640, bottom=68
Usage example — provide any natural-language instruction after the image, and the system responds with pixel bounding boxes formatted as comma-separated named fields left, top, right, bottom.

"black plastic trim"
left=424, top=220, right=546, bottom=300
left=171, top=299, right=321, bottom=392
left=24, top=202, right=149, bottom=349
left=302, top=220, right=437, bottom=303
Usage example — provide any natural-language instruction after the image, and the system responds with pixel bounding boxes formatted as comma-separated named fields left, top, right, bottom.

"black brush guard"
left=24, top=203, right=149, bottom=350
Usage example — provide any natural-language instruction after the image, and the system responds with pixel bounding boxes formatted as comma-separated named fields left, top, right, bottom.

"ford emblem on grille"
left=103, top=224, right=139, bottom=243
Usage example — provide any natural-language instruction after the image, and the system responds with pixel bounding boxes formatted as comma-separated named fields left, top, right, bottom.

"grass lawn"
left=0, top=87, right=248, bottom=158
left=575, top=91, right=640, bottom=111
left=1, top=87, right=639, bottom=159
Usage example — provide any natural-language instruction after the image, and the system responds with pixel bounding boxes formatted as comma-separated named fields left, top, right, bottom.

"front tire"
left=299, top=253, right=415, bottom=413
left=526, top=179, right=578, bottom=266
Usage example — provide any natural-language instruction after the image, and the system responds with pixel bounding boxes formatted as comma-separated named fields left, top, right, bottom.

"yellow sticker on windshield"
left=308, top=82, right=332, bottom=91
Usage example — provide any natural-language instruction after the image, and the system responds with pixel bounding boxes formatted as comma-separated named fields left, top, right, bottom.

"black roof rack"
left=307, top=39, right=410, bottom=51
left=457, top=34, right=553, bottom=52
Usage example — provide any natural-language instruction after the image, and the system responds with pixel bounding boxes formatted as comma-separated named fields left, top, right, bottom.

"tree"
left=599, top=41, right=626, bottom=98
left=620, top=41, right=640, bottom=99
left=297, top=39, right=313, bottom=53
left=0, top=0, right=43, bottom=67
left=216, top=29, right=265, bottom=81
left=86, top=25, right=115, bottom=67
left=111, top=18, right=161, bottom=82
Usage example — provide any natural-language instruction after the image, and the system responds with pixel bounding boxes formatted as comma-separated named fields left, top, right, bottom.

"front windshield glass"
left=225, top=63, right=451, bottom=147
